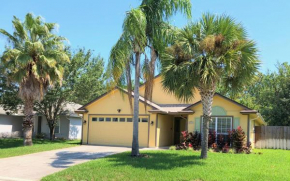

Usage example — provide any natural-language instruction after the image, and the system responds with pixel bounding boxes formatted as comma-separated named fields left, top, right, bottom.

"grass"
left=42, top=149, right=290, bottom=181
left=0, top=138, right=80, bottom=158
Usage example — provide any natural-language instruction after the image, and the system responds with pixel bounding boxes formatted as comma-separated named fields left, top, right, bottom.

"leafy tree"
left=0, top=13, right=69, bottom=146
left=0, top=73, right=22, bottom=113
left=108, top=0, right=191, bottom=157
left=34, top=49, right=105, bottom=140
left=160, top=13, right=260, bottom=159
left=1, top=48, right=105, bottom=140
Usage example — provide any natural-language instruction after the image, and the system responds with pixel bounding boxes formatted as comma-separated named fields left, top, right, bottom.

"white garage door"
left=69, top=118, right=82, bottom=139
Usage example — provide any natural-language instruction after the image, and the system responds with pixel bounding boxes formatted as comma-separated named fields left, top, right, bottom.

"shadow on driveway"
left=51, top=151, right=115, bottom=168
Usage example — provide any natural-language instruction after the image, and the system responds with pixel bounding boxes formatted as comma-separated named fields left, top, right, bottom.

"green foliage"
left=34, top=48, right=105, bottom=139
left=0, top=73, right=22, bottom=113
left=232, top=126, right=246, bottom=153
left=0, top=13, right=69, bottom=102
left=0, top=138, right=80, bottom=158
left=43, top=149, right=290, bottom=181
left=65, top=48, right=106, bottom=105
left=219, top=62, right=290, bottom=126
left=160, top=13, right=260, bottom=102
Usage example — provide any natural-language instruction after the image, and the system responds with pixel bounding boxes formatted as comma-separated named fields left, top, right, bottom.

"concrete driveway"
left=0, top=145, right=131, bottom=181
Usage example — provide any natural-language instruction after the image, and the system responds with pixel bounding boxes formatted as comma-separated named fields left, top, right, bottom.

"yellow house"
left=75, top=76, right=266, bottom=148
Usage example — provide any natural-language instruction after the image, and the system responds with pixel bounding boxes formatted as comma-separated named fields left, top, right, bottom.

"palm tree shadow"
left=51, top=151, right=116, bottom=168
left=108, top=151, right=204, bottom=170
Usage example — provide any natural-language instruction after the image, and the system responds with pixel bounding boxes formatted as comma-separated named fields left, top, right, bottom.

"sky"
left=0, top=0, right=290, bottom=73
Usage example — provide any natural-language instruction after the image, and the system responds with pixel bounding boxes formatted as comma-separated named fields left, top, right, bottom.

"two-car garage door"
left=88, top=115, right=149, bottom=147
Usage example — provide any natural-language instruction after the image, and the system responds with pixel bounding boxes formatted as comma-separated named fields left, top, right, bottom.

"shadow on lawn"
left=50, top=151, right=116, bottom=168
left=108, top=152, right=204, bottom=170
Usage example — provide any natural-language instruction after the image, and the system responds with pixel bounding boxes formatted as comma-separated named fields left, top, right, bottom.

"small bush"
left=176, top=131, right=201, bottom=150
left=169, top=146, right=176, bottom=150
left=211, top=142, right=219, bottom=152
left=35, top=133, right=46, bottom=139
left=208, top=130, right=216, bottom=148
left=191, top=131, right=201, bottom=150
left=232, top=126, right=246, bottom=153
left=222, top=143, right=230, bottom=153
left=56, top=137, right=66, bottom=141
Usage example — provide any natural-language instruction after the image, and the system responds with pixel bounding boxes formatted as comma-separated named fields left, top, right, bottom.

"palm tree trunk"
left=131, top=52, right=141, bottom=157
left=23, top=99, right=34, bottom=146
left=200, top=89, right=215, bottom=159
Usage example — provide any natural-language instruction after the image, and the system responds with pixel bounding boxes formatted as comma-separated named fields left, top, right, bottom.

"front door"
left=174, top=118, right=181, bottom=144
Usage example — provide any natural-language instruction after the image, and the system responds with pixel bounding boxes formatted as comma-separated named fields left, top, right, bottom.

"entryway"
left=174, top=117, right=187, bottom=144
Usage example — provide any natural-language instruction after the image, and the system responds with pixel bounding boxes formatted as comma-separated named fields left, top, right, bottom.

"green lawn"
left=42, top=149, right=290, bottom=181
left=0, top=138, right=80, bottom=158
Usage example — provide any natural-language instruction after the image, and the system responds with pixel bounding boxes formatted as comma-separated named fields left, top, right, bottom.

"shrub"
left=208, top=130, right=216, bottom=148
left=56, top=137, right=66, bottom=141
left=191, top=131, right=201, bottom=150
left=211, top=142, right=219, bottom=152
left=222, top=143, right=230, bottom=153
left=243, top=142, right=252, bottom=154
left=35, top=133, right=46, bottom=139
left=217, top=134, right=226, bottom=149
left=176, top=131, right=201, bottom=150
left=232, top=126, right=246, bottom=153
left=227, top=130, right=233, bottom=146
left=169, top=145, right=176, bottom=150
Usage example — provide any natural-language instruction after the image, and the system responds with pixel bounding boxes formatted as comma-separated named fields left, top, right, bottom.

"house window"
left=55, top=120, right=60, bottom=134
left=92, top=117, right=97, bottom=121
left=203, top=117, right=232, bottom=135
left=120, top=118, right=126, bottom=122
left=141, top=118, right=148, bottom=123
left=127, top=118, right=132, bottom=122
left=113, top=117, right=118, bottom=122
left=106, top=118, right=111, bottom=122
left=99, top=117, right=104, bottom=122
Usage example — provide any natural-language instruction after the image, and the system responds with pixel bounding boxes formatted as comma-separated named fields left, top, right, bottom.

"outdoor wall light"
left=117, top=109, right=121, bottom=113
left=83, top=120, right=87, bottom=124
left=151, top=121, right=154, bottom=126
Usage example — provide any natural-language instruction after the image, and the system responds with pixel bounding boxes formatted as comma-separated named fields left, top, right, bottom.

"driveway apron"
left=0, top=145, right=131, bottom=181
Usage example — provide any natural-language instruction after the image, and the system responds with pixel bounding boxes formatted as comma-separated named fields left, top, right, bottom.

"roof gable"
left=183, top=93, right=254, bottom=111
left=139, top=75, right=201, bottom=105
left=76, top=87, right=161, bottom=112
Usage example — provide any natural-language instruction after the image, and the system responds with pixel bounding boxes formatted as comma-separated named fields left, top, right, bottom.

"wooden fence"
left=255, top=126, right=290, bottom=149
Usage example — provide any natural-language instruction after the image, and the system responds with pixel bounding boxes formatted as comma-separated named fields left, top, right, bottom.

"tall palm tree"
left=160, top=13, right=260, bottom=159
left=140, top=0, right=191, bottom=101
left=109, top=8, right=147, bottom=156
left=108, top=1, right=192, bottom=157
left=0, top=13, right=69, bottom=146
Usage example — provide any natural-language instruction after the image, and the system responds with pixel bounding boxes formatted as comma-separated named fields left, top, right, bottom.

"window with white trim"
left=203, top=117, right=232, bottom=135
left=55, top=120, right=60, bottom=134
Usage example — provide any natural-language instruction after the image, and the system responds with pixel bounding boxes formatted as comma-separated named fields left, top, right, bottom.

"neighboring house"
left=0, top=103, right=83, bottom=139
left=76, top=76, right=266, bottom=148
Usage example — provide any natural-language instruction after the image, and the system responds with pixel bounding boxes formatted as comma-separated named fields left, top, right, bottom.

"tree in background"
left=0, top=13, right=69, bottom=146
left=108, top=0, right=191, bottom=157
left=1, top=48, right=105, bottom=140
left=160, top=14, right=260, bottom=159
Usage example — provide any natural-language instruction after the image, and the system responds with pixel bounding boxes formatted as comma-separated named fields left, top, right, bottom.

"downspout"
left=247, top=115, right=250, bottom=146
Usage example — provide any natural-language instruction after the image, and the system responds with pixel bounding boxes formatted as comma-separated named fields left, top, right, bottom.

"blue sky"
left=0, top=0, right=290, bottom=72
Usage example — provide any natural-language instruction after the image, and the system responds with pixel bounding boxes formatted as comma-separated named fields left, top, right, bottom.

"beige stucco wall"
left=139, top=76, right=201, bottom=104
left=82, top=89, right=155, bottom=147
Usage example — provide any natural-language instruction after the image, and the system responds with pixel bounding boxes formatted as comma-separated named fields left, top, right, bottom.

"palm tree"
left=160, top=13, right=260, bottom=159
left=109, top=8, right=147, bottom=156
left=108, top=1, right=192, bottom=157
left=140, top=0, right=191, bottom=101
left=0, top=13, right=69, bottom=146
